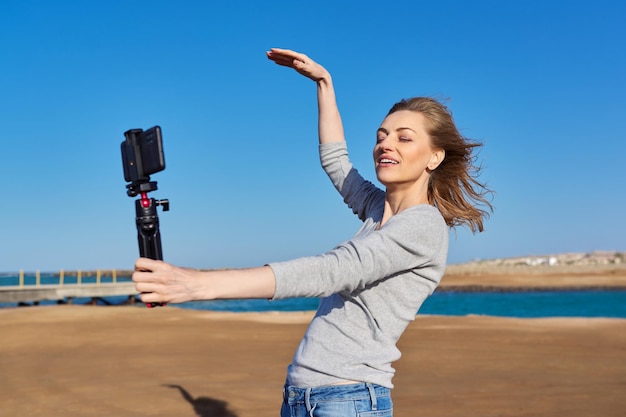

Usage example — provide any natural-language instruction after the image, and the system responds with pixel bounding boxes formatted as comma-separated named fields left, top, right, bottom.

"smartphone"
left=122, top=126, right=165, bottom=182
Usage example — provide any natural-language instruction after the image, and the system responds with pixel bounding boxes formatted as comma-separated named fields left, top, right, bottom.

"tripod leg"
left=136, top=198, right=163, bottom=261
left=135, top=198, right=165, bottom=307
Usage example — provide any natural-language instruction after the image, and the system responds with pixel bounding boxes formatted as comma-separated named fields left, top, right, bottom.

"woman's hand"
left=132, top=258, right=201, bottom=305
left=266, top=48, right=330, bottom=83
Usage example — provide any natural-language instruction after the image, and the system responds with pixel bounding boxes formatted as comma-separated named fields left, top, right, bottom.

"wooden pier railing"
left=0, top=270, right=138, bottom=305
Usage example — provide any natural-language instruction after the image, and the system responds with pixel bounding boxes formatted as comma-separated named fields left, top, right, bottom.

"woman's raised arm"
left=266, top=48, right=345, bottom=145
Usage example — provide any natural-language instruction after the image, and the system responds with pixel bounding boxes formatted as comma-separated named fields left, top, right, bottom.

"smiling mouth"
left=378, top=158, right=399, bottom=165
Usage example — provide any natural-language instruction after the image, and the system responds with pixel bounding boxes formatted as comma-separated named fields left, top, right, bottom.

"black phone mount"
left=121, top=127, right=169, bottom=308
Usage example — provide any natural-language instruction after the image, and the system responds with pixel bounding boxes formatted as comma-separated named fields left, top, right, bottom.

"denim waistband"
left=283, top=382, right=389, bottom=411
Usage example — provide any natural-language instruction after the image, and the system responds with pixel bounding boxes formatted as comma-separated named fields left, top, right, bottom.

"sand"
left=1, top=304, right=626, bottom=417
left=440, top=262, right=626, bottom=290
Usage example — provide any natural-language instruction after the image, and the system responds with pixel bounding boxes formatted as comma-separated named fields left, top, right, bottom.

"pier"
left=0, top=270, right=139, bottom=305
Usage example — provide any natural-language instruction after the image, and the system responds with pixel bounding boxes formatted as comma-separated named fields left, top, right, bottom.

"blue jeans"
left=281, top=382, right=393, bottom=417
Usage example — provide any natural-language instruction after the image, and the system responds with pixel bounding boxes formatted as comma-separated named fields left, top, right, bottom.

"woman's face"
left=373, top=110, right=442, bottom=191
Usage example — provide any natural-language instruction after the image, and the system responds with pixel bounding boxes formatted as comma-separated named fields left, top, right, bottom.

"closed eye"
left=376, top=127, right=388, bottom=143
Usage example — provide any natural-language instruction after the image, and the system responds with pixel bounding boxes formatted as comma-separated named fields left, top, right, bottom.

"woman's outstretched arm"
left=266, top=48, right=345, bottom=145
left=132, top=258, right=276, bottom=305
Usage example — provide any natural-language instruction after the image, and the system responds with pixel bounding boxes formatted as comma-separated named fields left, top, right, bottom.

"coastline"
left=4, top=252, right=625, bottom=293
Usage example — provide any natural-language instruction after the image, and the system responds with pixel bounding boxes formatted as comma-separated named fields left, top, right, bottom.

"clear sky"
left=1, top=0, right=624, bottom=272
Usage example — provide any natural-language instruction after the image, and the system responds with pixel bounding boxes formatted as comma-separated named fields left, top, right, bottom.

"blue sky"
left=1, top=0, right=624, bottom=271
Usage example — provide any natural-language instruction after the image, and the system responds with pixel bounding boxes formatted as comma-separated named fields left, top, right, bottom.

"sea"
left=1, top=272, right=626, bottom=318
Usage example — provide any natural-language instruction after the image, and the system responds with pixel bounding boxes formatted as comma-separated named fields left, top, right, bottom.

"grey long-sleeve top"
left=269, top=141, right=449, bottom=389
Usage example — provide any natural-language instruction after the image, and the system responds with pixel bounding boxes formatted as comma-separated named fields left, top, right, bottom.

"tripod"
left=121, top=126, right=169, bottom=308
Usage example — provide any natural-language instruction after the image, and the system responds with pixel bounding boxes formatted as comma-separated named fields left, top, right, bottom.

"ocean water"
left=4, top=290, right=626, bottom=318
left=419, top=289, right=626, bottom=318
left=2, top=274, right=626, bottom=318
left=175, top=290, right=626, bottom=318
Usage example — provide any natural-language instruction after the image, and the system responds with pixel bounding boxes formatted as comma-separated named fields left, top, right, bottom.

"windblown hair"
left=388, top=97, right=493, bottom=232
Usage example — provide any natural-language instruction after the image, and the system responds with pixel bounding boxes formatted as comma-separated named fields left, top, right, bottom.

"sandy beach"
left=2, top=262, right=626, bottom=416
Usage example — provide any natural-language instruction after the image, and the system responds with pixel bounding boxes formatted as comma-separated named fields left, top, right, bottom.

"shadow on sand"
left=164, top=384, right=238, bottom=417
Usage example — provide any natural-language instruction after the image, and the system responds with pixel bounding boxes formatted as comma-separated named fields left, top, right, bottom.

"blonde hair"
left=387, top=97, right=493, bottom=232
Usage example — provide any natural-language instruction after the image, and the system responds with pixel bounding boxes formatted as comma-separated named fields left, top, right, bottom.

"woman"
left=133, top=48, right=493, bottom=417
